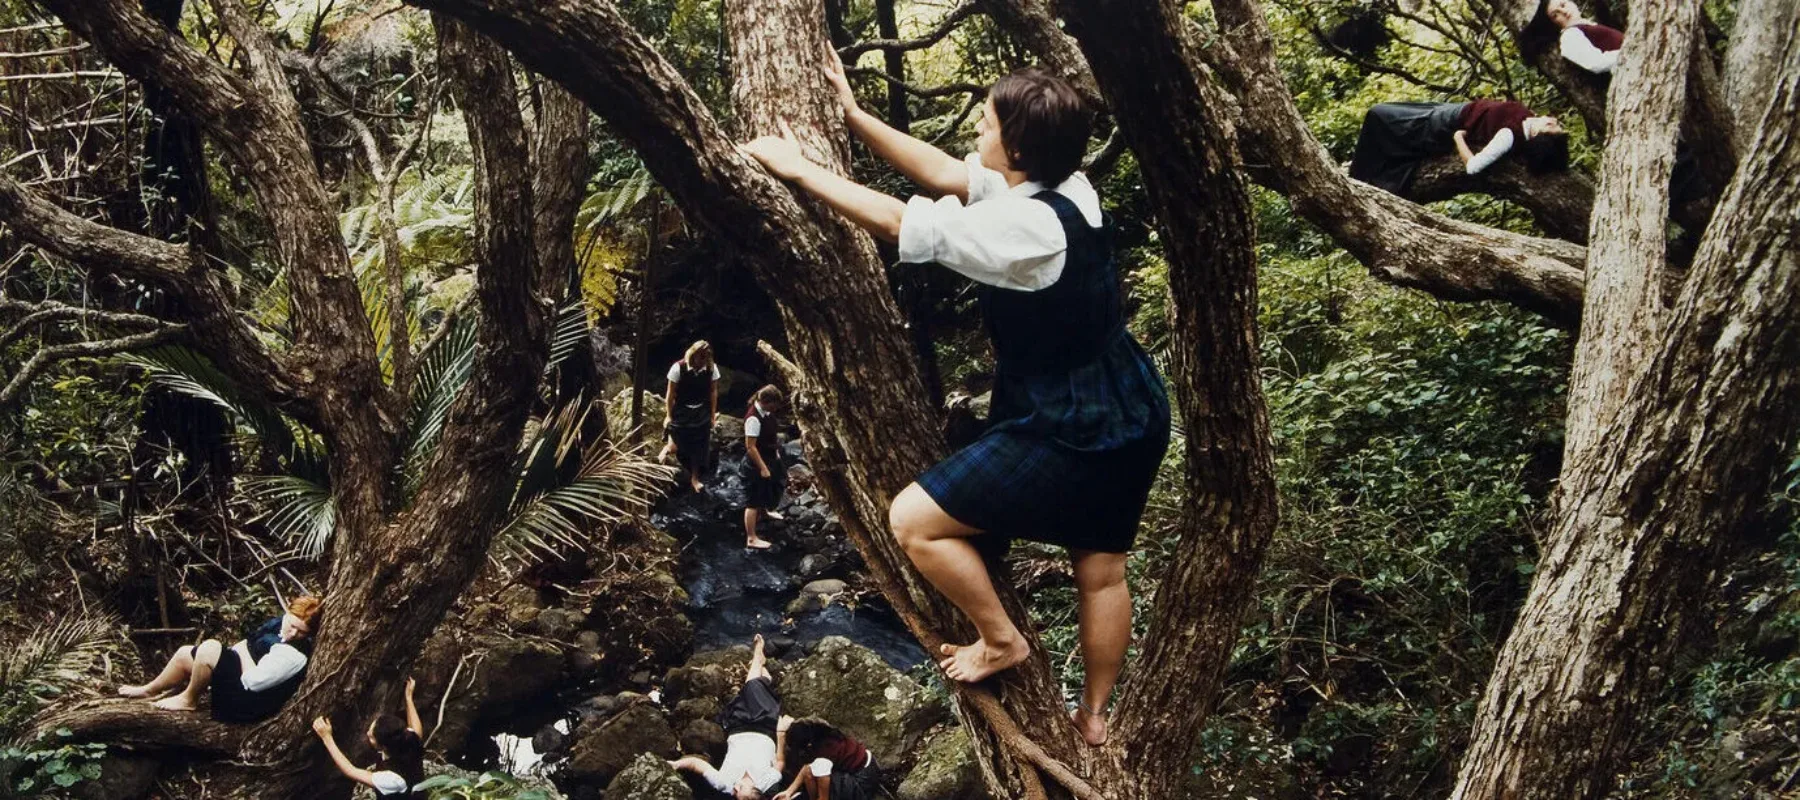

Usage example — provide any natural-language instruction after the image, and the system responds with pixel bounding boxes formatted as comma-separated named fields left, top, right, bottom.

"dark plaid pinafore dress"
left=916, top=190, right=1171, bottom=553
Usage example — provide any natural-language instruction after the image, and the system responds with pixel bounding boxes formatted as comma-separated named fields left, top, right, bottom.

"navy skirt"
left=918, top=334, right=1170, bottom=553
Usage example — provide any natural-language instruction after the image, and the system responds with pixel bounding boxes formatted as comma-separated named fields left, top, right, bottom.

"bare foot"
left=152, top=694, right=196, bottom=711
left=1072, top=705, right=1109, bottom=746
left=938, top=638, right=1031, bottom=683
left=764, top=510, right=785, bottom=521
left=117, top=684, right=153, bottom=699
left=752, top=633, right=765, bottom=657
left=745, top=537, right=773, bottom=550
left=690, top=478, right=704, bottom=493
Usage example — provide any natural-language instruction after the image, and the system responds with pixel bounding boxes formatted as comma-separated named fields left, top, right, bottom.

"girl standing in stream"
left=741, top=51, right=1170, bottom=747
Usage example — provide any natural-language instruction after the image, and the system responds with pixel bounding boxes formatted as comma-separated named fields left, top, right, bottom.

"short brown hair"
left=288, top=595, right=323, bottom=632
left=990, top=67, right=1092, bottom=186
left=754, top=384, right=785, bottom=409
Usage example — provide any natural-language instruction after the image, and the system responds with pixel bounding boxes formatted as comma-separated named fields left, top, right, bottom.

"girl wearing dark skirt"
left=1348, top=99, right=1570, bottom=196
left=313, top=677, right=426, bottom=798
left=661, top=339, right=722, bottom=492
left=743, top=384, right=788, bottom=550
left=119, top=595, right=321, bottom=723
left=772, top=718, right=881, bottom=800
left=742, top=49, right=1171, bottom=746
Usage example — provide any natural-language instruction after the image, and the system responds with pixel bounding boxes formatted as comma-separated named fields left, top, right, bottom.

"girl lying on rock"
left=670, top=634, right=787, bottom=799
left=741, top=46, right=1171, bottom=747
left=312, top=676, right=426, bottom=799
left=772, top=717, right=880, bottom=800
left=119, top=594, right=321, bottom=724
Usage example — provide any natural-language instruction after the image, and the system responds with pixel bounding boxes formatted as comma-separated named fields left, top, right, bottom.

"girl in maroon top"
left=1349, top=99, right=1569, bottom=195
left=772, top=719, right=881, bottom=800
left=1545, top=0, right=1624, bottom=74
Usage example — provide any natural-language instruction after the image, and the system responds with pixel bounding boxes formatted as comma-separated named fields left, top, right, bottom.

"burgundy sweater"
left=1577, top=23, right=1624, bottom=52
left=1457, top=100, right=1532, bottom=149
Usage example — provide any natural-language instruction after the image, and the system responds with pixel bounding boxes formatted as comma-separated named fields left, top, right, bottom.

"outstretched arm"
left=403, top=677, right=423, bottom=737
left=826, top=45, right=969, bottom=200
left=313, top=719, right=378, bottom=788
left=742, top=126, right=906, bottom=242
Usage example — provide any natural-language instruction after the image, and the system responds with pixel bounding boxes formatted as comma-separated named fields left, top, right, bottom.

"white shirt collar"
left=753, top=401, right=766, bottom=416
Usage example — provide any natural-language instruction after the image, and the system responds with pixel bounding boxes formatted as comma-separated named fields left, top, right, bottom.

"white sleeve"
left=810, top=757, right=834, bottom=777
left=239, top=644, right=307, bottom=692
left=1560, top=28, right=1618, bottom=73
left=1465, top=128, right=1514, bottom=175
left=744, top=415, right=762, bottom=438
left=710, top=364, right=721, bottom=381
left=962, top=152, right=1010, bottom=204
left=701, top=768, right=732, bottom=793
left=896, top=193, right=1068, bottom=291
left=666, top=362, right=682, bottom=382
left=371, top=771, right=410, bottom=795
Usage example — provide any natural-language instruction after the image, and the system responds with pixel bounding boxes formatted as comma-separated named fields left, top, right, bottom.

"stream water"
left=652, top=450, right=928, bottom=672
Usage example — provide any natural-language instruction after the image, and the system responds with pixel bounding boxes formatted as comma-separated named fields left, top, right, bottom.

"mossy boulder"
left=602, top=753, right=693, bottom=800
left=567, top=702, right=679, bottom=786
left=896, top=726, right=992, bottom=800
left=776, top=636, right=949, bottom=769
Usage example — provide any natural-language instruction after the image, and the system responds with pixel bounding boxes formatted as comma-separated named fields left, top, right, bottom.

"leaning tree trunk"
left=1451, top=6, right=1800, bottom=798
left=1048, top=1, right=1276, bottom=795
left=723, top=1, right=1096, bottom=792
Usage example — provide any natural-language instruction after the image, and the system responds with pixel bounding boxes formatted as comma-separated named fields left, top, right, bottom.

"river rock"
left=567, top=701, right=679, bottom=786
left=678, top=718, right=728, bottom=762
left=671, top=697, right=722, bottom=727
left=499, top=583, right=542, bottom=628
left=533, top=719, right=570, bottom=755
left=603, top=752, right=693, bottom=800
left=70, top=753, right=159, bottom=800
left=786, top=578, right=849, bottom=614
left=413, top=632, right=567, bottom=754
left=897, top=726, right=993, bottom=800
left=777, top=636, right=950, bottom=769
left=606, top=387, right=668, bottom=443
left=662, top=647, right=753, bottom=708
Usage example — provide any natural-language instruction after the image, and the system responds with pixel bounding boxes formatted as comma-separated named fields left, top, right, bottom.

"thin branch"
left=846, top=66, right=984, bottom=99
left=838, top=0, right=979, bottom=59
left=1303, top=21, right=1462, bottom=94
left=0, top=298, right=169, bottom=350
left=1, top=325, right=186, bottom=409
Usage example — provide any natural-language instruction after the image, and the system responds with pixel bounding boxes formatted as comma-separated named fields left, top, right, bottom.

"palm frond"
left=545, top=299, right=590, bottom=374
left=493, top=410, right=674, bottom=570
left=119, top=347, right=326, bottom=477
left=241, top=475, right=338, bottom=558
left=400, top=312, right=478, bottom=494
left=0, top=611, right=122, bottom=742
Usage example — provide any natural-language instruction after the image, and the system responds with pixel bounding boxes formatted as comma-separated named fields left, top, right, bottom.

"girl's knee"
left=194, top=639, right=223, bottom=661
left=1073, top=554, right=1128, bottom=594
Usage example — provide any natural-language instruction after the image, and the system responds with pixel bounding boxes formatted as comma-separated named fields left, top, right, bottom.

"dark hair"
left=781, top=718, right=845, bottom=766
left=750, top=384, right=785, bottom=412
left=989, top=67, right=1092, bottom=186
left=372, top=714, right=425, bottom=796
left=1519, top=131, right=1571, bottom=173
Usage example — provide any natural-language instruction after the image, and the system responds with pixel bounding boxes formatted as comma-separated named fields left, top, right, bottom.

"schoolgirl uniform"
left=899, top=153, right=1171, bottom=554
left=1560, top=20, right=1623, bottom=73
left=1349, top=99, right=1544, bottom=195
left=707, top=678, right=785, bottom=795
left=742, top=401, right=786, bottom=511
left=369, top=766, right=422, bottom=799
left=800, top=733, right=881, bottom=800
left=666, top=359, right=720, bottom=475
left=205, top=617, right=311, bottom=723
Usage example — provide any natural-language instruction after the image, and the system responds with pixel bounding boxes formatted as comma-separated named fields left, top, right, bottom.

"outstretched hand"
left=821, top=41, right=857, bottom=117
left=311, top=716, right=333, bottom=738
left=740, top=120, right=815, bottom=181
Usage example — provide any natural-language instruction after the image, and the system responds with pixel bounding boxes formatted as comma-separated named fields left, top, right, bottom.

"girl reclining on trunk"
left=119, top=594, right=321, bottom=724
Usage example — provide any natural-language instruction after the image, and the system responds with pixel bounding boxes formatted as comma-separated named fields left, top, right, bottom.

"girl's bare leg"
left=119, top=645, right=195, bottom=698
left=890, top=484, right=1030, bottom=683
left=153, top=639, right=222, bottom=711
left=1070, top=549, right=1130, bottom=745
left=745, top=508, right=771, bottom=549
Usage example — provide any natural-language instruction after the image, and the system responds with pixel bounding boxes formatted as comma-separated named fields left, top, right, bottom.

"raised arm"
left=312, top=718, right=378, bottom=788
left=742, top=125, right=906, bottom=242
left=403, top=677, right=423, bottom=737
left=826, top=45, right=970, bottom=200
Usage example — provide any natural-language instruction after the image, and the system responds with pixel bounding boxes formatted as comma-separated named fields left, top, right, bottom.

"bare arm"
left=1453, top=129, right=1475, bottom=165
left=710, top=380, right=719, bottom=422
left=786, top=163, right=907, bottom=242
left=774, top=719, right=790, bottom=774
left=664, top=379, right=678, bottom=423
left=403, top=678, right=423, bottom=737
left=825, top=45, right=968, bottom=200
left=668, top=755, right=711, bottom=774
left=313, top=720, right=378, bottom=788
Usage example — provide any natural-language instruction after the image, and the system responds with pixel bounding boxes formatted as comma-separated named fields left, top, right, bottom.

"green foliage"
left=0, top=613, right=123, bottom=744
left=413, top=770, right=554, bottom=800
left=0, top=733, right=107, bottom=797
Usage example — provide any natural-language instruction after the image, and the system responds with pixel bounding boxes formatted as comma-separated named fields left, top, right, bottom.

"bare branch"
left=1, top=325, right=185, bottom=409
left=0, top=298, right=168, bottom=350
left=845, top=66, right=984, bottom=99
left=838, top=0, right=979, bottom=59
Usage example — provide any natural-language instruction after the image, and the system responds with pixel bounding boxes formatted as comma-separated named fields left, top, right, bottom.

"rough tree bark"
left=10, top=6, right=553, bottom=798
left=1050, top=2, right=1277, bottom=795
left=1451, top=4, right=1800, bottom=797
left=983, top=0, right=1595, bottom=327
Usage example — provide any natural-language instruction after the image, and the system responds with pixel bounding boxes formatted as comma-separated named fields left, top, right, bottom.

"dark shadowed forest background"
left=1, top=0, right=1796, bottom=798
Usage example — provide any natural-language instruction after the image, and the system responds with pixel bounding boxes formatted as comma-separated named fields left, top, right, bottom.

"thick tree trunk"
left=1451, top=11, right=1800, bottom=798
left=1051, top=3, right=1277, bottom=797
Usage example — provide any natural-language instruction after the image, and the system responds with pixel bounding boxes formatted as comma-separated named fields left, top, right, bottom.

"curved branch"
left=0, top=326, right=186, bottom=409
left=1410, top=156, right=1596, bottom=244
left=0, top=299, right=169, bottom=350
left=844, top=66, right=983, bottom=99
left=28, top=699, right=244, bottom=759
left=839, top=0, right=979, bottom=59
